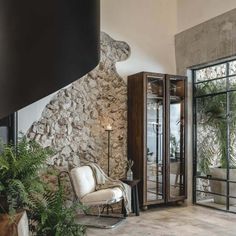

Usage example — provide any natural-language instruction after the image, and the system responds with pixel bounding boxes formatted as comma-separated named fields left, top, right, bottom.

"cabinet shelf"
left=170, top=95, right=184, bottom=102
left=147, top=95, right=163, bottom=99
left=147, top=95, right=184, bottom=101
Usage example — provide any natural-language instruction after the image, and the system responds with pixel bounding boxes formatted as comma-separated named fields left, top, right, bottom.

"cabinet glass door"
left=146, top=76, right=165, bottom=202
left=168, top=76, right=186, bottom=200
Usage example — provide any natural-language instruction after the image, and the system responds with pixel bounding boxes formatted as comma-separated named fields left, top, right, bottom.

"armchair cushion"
left=81, top=187, right=123, bottom=206
left=70, top=166, right=96, bottom=199
left=70, top=164, right=131, bottom=214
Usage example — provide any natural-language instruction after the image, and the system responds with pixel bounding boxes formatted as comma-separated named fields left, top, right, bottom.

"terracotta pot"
left=0, top=211, right=29, bottom=236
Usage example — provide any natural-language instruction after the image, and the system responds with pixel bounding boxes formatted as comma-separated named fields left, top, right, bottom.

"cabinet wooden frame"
left=128, top=72, right=187, bottom=208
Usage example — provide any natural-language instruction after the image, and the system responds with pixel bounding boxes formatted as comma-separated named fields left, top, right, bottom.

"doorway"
left=193, top=60, right=236, bottom=213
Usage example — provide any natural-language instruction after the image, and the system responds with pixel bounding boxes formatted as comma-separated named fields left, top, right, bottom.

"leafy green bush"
left=29, top=186, right=86, bottom=236
left=0, top=137, right=86, bottom=235
left=0, top=137, right=53, bottom=214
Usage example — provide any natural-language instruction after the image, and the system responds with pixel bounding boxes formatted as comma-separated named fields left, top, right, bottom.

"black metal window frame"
left=0, top=112, right=18, bottom=145
left=193, top=58, right=236, bottom=214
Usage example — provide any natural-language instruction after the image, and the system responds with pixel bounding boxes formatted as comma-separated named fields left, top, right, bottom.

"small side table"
left=120, top=178, right=140, bottom=216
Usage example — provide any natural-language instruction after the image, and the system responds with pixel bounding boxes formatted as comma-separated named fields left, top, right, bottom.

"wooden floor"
left=86, top=205, right=236, bottom=236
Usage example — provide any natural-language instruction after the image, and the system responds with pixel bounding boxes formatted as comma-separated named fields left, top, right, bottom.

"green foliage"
left=197, top=84, right=236, bottom=174
left=29, top=185, right=86, bottom=236
left=197, top=134, right=215, bottom=174
left=0, top=137, right=87, bottom=235
left=0, top=136, right=53, bottom=213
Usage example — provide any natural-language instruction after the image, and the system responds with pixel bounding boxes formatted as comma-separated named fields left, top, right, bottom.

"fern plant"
left=0, top=137, right=86, bottom=235
left=29, top=185, right=86, bottom=236
left=0, top=136, right=53, bottom=214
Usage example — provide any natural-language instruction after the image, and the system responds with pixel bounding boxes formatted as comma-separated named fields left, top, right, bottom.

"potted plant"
left=197, top=84, right=236, bottom=204
left=0, top=137, right=87, bottom=235
left=0, top=137, right=53, bottom=214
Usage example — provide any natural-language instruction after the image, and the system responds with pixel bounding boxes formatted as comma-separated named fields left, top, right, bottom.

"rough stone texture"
left=196, top=178, right=211, bottom=200
left=28, top=32, right=130, bottom=179
left=175, top=8, right=236, bottom=75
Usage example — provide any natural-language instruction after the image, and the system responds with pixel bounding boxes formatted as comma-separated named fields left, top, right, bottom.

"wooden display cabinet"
left=127, top=72, right=187, bottom=208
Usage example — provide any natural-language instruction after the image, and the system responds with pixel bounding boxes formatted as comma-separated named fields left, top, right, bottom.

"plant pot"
left=0, top=195, right=9, bottom=213
left=209, top=168, right=236, bottom=205
left=0, top=211, right=29, bottom=236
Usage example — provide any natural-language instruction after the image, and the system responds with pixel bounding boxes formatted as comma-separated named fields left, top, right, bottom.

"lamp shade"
left=0, top=0, right=100, bottom=119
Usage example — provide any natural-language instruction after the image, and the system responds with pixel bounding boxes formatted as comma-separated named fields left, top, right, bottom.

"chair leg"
left=122, top=199, right=127, bottom=217
left=131, top=188, right=135, bottom=213
left=101, top=204, right=114, bottom=215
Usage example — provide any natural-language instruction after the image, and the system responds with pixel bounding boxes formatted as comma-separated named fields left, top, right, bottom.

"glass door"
left=166, top=76, right=186, bottom=201
left=193, top=61, right=236, bottom=213
left=195, top=93, right=227, bottom=210
left=146, top=75, right=165, bottom=203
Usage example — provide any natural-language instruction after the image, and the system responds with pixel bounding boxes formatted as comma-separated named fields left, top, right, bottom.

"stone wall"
left=28, top=32, right=131, bottom=179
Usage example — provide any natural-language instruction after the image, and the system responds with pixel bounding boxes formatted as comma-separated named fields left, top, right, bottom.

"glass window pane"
left=0, top=127, right=8, bottom=144
left=228, top=76, right=236, bottom=90
left=209, top=179, right=227, bottom=196
left=197, top=178, right=227, bottom=197
left=196, top=94, right=227, bottom=178
left=196, top=191, right=227, bottom=211
left=195, top=78, right=226, bottom=96
left=229, top=183, right=236, bottom=212
left=229, top=182, right=236, bottom=198
left=194, top=61, right=236, bottom=213
left=195, top=63, right=226, bottom=82
left=147, top=76, right=164, bottom=202
left=229, top=61, right=236, bottom=76
left=229, top=198, right=236, bottom=212
left=196, top=178, right=210, bottom=199
left=169, top=79, right=185, bottom=198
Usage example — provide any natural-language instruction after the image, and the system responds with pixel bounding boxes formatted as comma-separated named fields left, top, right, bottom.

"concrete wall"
left=177, top=0, right=236, bottom=33
left=175, top=8, right=236, bottom=204
left=175, top=8, right=236, bottom=75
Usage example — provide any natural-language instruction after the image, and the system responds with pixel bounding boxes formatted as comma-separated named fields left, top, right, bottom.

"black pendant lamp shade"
left=0, top=0, right=100, bottom=119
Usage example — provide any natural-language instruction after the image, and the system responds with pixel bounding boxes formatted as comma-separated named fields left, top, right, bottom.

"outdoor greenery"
left=196, top=81, right=236, bottom=174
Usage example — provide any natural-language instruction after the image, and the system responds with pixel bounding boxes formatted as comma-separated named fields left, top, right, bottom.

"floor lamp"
left=103, top=124, right=113, bottom=214
left=105, top=124, right=113, bottom=177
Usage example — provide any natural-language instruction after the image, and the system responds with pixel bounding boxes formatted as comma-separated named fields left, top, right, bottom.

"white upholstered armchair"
left=59, top=163, right=131, bottom=228
left=70, top=166, right=125, bottom=209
